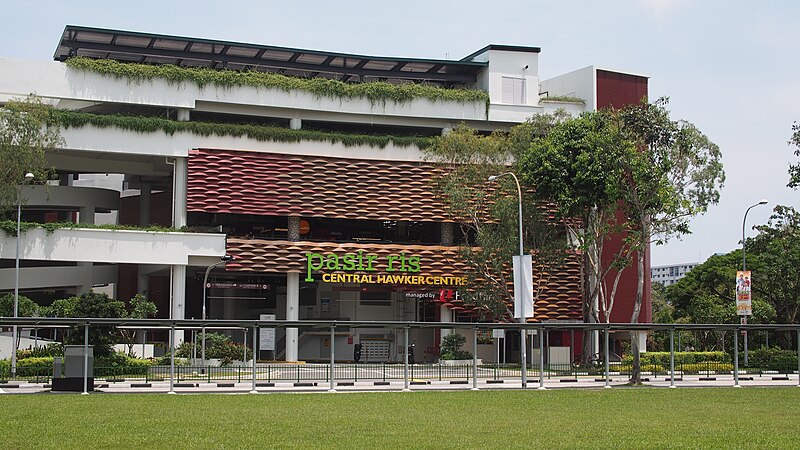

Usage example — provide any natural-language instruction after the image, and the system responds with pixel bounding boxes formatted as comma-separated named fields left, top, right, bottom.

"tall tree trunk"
left=581, top=251, right=594, bottom=365
left=629, top=224, right=647, bottom=384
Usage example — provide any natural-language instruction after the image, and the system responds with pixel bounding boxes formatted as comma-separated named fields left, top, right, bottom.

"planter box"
left=440, top=359, right=482, bottom=365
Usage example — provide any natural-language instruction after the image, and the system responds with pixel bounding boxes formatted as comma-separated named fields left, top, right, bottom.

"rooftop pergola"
left=54, top=25, right=488, bottom=86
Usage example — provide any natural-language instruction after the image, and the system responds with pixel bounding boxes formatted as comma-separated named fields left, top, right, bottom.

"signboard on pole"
left=736, top=270, right=752, bottom=316
left=259, top=314, right=276, bottom=351
left=513, top=255, right=534, bottom=319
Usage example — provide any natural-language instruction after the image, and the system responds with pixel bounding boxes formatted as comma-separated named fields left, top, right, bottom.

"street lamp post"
left=201, top=255, right=234, bottom=365
left=11, top=172, right=34, bottom=376
left=741, top=199, right=768, bottom=366
left=488, top=172, right=527, bottom=387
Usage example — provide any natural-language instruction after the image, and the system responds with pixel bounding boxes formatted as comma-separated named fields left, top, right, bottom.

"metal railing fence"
left=1, top=318, right=799, bottom=391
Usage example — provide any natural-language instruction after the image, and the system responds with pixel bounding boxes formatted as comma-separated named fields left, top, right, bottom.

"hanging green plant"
left=65, top=57, right=490, bottom=116
left=0, top=220, right=191, bottom=236
left=48, top=109, right=434, bottom=149
left=539, top=95, right=585, bottom=105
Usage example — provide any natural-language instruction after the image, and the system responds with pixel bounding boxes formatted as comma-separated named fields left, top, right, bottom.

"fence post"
left=733, top=326, right=740, bottom=388
left=604, top=326, right=610, bottom=389
left=329, top=325, right=336, bottom=393
left=168, top=324, right=175, bottom=394
left=521, top=325, right=527, bottom=389
left=472, top=327, right=479, bottom=391
left=538, top=326, right=546, bottom=390
left=82, top=323, right=89, bottom=395
left=251, top=325, right=257, bottom=394
left=403, top=327, right=410, bottom=392
left=669, top=327, right=675, bottom=388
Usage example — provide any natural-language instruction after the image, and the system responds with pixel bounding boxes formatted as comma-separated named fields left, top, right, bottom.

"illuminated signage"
left=305, top=251, right=466, bottom=286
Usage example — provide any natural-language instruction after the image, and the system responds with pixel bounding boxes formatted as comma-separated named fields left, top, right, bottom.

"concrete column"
left=440, top=305, right=453, bottom=344
left=441, top=126, right=452, bottom=136
left=289, top=117, right=302, bottom=130
left=78, top=206, right=95, bottom=225
left=176, top=108, right=190, bottom=122
left=76, top=193, right=93, bottom=292
left=172, top=157, right=187, bottom=228
left=139, top=183, right=151, bottom=227
left=171, top=265, right=187, bottom=344
left=286, top=272, right=299, bottom=361
left=168, top=156, right=188, bottom=345
left=440, top=222, right=454, bottom=246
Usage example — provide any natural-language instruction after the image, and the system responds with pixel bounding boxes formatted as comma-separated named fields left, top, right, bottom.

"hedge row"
left=622, top=352, right=729, bottom=365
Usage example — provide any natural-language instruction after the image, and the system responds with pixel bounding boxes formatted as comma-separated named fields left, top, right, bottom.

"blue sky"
left=2, top=0, right=797, bottom=266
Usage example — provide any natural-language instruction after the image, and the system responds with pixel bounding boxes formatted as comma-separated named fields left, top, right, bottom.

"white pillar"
left=171, top=265, right=186, bottom=344
left=289, top=117, right=302, bottom=130
left=170, top=157, right=188, bottom=344
left=78, top=206, right=95, bottom=225
left=440, top=305, right=453, bottom=344
left=176, top=108, right=190, bottom=122
left=286, top=272, right=299, bottom=362
left=173, top=157, right=187, bottom=229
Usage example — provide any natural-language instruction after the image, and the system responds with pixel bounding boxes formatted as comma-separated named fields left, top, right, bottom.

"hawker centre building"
left=0, top=25, right=651, bottom=363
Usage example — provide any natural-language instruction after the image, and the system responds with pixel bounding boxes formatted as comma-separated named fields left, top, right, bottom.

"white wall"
left=540, top=66, right=596, bottom=111
left=0, top=58, right=486, bottom=125
left=0, top=228, right=226, bottom=266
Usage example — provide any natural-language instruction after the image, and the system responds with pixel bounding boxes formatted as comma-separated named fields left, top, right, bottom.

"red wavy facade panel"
left=187, top=149, right=451, bottom=221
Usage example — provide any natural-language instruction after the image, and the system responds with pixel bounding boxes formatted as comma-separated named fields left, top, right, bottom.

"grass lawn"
left=1, top=387, right=798, bottom=449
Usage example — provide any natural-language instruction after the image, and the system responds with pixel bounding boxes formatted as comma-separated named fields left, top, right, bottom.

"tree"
left=425, top=121, right=569, bottom=320
left=665, top=251, right=775, bottom=350
left=0, top=96, right=62, bottom=213
left=175, top=332, right=251, bottom=365
left=118, top=294, right=158, bottom=356
left=788, top=122, right=800, bottom=189
left=518, top=111, right=632, bottom=364
left=0, top=293, right=39, bottom=317
left=748, top=205, right=800, bottom=348
left=45, top=292, right=127, bottom=357
left=614, top=98, right=725, bottom=383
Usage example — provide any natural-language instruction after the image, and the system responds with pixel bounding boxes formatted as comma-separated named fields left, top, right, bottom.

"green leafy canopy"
left=0, top=96, right=63, bottom=213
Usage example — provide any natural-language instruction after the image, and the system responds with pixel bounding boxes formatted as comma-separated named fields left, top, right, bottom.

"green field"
left=1, top=388, right=798, bottom=449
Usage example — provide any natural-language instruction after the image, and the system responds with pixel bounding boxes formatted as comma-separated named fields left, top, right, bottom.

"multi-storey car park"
left=0, top=25, right=651, bottom=364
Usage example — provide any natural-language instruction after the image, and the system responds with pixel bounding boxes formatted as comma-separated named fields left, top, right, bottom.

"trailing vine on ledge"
left=64, top=57, right=490, bottom=117
left=0, top=221, right=198, bottom=237
left=48, top=110, right=434, bottom=149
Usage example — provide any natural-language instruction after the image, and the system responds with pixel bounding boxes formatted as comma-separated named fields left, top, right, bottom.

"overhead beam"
left=60, top=40, right=478, bottom=83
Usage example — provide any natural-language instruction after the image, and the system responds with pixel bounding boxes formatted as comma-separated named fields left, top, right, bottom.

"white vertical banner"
left=513, top=254, right=534, bottom=319
left=259, top=314, right=276, bottom=351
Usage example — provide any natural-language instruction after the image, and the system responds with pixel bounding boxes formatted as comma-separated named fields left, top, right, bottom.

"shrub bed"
left=746, top=348, right=798, bottom=370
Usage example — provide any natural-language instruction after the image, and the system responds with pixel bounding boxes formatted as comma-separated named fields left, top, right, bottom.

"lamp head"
left=758, top=199, right=768, bottom=205
left=24, top=173, right=34, bottom=180
left=488, top=175, right=498, bottom=182
left=221, top=255, right=234, bottom=262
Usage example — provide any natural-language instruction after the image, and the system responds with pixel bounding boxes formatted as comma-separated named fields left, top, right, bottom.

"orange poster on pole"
left=736, top=270, right=752, bottom=316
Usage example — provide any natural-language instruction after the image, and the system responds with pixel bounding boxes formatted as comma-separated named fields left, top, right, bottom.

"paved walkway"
left=2, top=374, right=799, bottom=394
